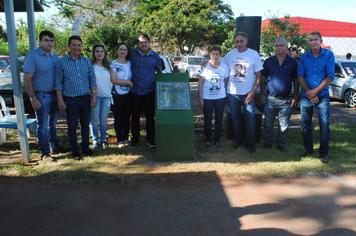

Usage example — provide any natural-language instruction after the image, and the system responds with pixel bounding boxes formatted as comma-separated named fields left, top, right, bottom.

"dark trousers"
left=112, top=94, right=131, bottom=142
left=203, top=98, right=226, bottom=142
left=130, top=91, right=155, bottom=144
left=64, top=95, right=91, bottom=154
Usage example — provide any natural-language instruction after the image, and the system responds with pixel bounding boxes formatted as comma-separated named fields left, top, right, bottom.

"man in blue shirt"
left=298, top=31, right=335, bottom=164
left=24, top=30, right=60, bottom=161
left=130, top=33, right=162, bottom=148
left=261, top=37, right=299, bottom=152
left=55, top=35, right=97, bottom=160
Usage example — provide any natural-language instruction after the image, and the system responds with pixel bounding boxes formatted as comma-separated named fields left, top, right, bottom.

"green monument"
left=155, top=73, right=195, bottom=161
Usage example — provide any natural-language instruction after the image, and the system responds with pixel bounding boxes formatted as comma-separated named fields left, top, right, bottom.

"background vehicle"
left=177, top=56, right=205, bottom=80
left=0, top=55, right=9, bottom=72
left=159, top=55, right=173, bottom=73
left=329, top=60, right=356, bottom=108
left=0, top=57, right=33, bottom=115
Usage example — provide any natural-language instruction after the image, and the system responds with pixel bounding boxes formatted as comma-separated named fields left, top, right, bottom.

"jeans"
left=300, top=97, right=330, bottom=156
left=34, top=93, right=59, bottom=155
left=227, top=94, right=256, bottom=148
left=112, top=94, right=131, bottom=142
left=90, top=96, right=111, bottom=144
left=264, top=96, right=291, bottom=148
left=64, top=95, right=91, bottom=154
left=203, top=98, right=225, bottom=143
left=131, top=91, right=155, bottom=144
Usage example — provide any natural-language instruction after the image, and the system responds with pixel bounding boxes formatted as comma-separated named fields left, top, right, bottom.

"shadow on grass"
left=0, top=170, right=356, bottom=235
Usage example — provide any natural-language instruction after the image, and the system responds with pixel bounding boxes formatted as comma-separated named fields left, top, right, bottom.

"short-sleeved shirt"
left=55, top=54, right=96, bottom=97
left=224, top=48, right=263, bottom=95
left=111, top=60, right=132, bottom=95
left=130, top=48, right=161, bottom=95
left=262, top=55, right=298, bottom=98
left=93, top=65, right=112, bottom=98
left=200, top=62, right=229, bottom=100
left=23, top=48, right=59, bottom=91
left=297, top=48, right=335, bottom=98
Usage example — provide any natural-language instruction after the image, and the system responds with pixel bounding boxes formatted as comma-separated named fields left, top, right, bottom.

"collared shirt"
left=23, top=48, right=59, bottom=91
left=262, top=55, right=298, bottom=98
left=55, top=54, right=96, bottom=97
left=130, top=48, right=161, bottom=95
left=298, top=48, right=335, bottom=98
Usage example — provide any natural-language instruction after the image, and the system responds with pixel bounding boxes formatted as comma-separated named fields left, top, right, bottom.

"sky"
left=223, top=0, right=356, bottom=23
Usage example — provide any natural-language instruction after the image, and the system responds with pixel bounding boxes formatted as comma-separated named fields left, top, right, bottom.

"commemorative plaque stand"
left=155, top=73, right=195, bottom=161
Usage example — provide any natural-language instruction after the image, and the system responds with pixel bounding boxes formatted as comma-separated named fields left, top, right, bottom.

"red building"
left=262, top=17, right=356, bottom=58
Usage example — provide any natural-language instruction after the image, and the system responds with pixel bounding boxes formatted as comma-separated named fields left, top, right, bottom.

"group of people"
left=24, top=29, right=334, bottom=164
left=199, top=31, right=334, bottom=164
left=24, top=31, right=161, bottom=160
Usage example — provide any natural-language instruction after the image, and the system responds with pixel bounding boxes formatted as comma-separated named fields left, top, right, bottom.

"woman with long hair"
left=110, top=43, right=133, bottom=147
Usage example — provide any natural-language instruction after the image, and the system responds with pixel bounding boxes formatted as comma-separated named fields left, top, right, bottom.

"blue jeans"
left=90, top=96, right=111, bottom=144
left=264, top=96, right=291, bottom=148
left=34, top=93, right=59, bottom=155
left=203, top=98, right=226, bottom=143
left=300, top=97, right=330, bottom=156
left=227, top=94, right=256, bottom=148
left=64, top=95, right=91, bottom=154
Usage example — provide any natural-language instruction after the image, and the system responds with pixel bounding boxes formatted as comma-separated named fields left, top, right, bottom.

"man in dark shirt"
left=261, top=37, right=299, bottom=151
left=129, top=33, right=162, bottom=148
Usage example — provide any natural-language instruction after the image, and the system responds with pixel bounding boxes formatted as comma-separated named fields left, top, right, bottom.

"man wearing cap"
left=261, top=37, right=299, bottom=152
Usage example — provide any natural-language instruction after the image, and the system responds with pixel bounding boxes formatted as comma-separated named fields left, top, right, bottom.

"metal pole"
left=26, top=0, right=36, bottom=51
left=4, top=0, right=31, bottom=163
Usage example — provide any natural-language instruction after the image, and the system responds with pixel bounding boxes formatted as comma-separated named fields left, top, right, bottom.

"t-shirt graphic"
left=233, top=61, right=248, bottom=82
left=209, top=73, right=221, bottom=95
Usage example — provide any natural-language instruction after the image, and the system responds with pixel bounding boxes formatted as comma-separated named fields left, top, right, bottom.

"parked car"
left=159, top=55, right=173, bottom=73
left=329, top=60, right=356, bottom=108
left=0, top=57, right=33, bottom=115
left=0, top=55, right=9, bottom=72
left=177, top=56, right=205, bottom=80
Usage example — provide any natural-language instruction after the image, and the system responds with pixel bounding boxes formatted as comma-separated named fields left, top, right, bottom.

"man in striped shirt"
left=55, top=35, right=97, bottom=160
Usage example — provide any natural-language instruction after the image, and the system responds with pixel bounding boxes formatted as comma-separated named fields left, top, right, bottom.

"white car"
left=177, top=56, right=205, bottom=80
left=330, top=60, right=356, bottom=108
left=159, top=55, right=173, bottom=73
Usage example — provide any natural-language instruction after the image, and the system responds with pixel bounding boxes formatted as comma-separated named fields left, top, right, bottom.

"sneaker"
left=101, top=142, right=107, bottom=150
left=123, top=140, right=129, bottom=146
left=147, top=142, right=156, bottom=149
left=320, top=155, right=329, bottom=164
left=41, top=154, right=54, bottom=162
left=118, top=141, right=125, bottom=148
left=92, top=142, right=99, bottom=150
left=72, top=152, right=81, bottom=160
left=300, top=150, right=313, bottom=157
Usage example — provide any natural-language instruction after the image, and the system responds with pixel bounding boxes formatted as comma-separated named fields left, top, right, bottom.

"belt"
left=268, top=94, right=289, bottom=99
left=34, top=90, right=55, bottom=94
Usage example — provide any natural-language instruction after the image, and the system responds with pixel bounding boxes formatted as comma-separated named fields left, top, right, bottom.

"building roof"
left=262, top=17, right=356, bottom=38
left=0, top=0, right=44, bottom=12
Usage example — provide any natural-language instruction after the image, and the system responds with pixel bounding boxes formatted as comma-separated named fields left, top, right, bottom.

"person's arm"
left=110, top=69, right=133, bottom=87
left=198, top=76, right=205, bottom=108
left=24, top=73, right=41, bottom=110
left=55, top=61, right=66, bottom=111
left=245, top=71, right=261, bottom=104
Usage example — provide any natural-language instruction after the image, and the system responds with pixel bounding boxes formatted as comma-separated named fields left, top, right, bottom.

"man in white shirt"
left=224, top=31, right=263, bottom=153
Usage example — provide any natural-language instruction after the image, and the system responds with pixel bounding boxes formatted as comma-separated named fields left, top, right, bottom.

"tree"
left=261, top=16, right=308, bottom=56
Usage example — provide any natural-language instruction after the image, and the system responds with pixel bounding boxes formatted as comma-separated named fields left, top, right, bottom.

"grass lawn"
left=0, top=124, right=356, bottom=183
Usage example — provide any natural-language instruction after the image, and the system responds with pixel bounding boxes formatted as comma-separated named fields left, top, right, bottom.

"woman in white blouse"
left=110, top=43, right=133, bottom=148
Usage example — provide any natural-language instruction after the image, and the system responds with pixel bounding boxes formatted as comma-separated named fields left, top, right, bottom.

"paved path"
left=1, top=174, right=356, bottom=236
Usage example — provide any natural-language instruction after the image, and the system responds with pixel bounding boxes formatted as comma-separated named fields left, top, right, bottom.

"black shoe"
left=129, top=140, right=139, bottom=147
left=263, top=143, right=272, bottom=149
left=233, top=142, right=242, bottom=149
left=72, top=152, right=81, bottom=160
left=277, top=145, right=287, bottom=152
left=205, top=141, right=212, bottom=147
left=82, top=149, right=93, bottom=156
left=248, top=146, right=256, bottom=153
left=300, top=150, right=313, bottom=157
left=51, top=146, right=66, bottom=154
left=320, top=155, right=329, bottom=164
left=147, top=142, right=156, bottom=149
